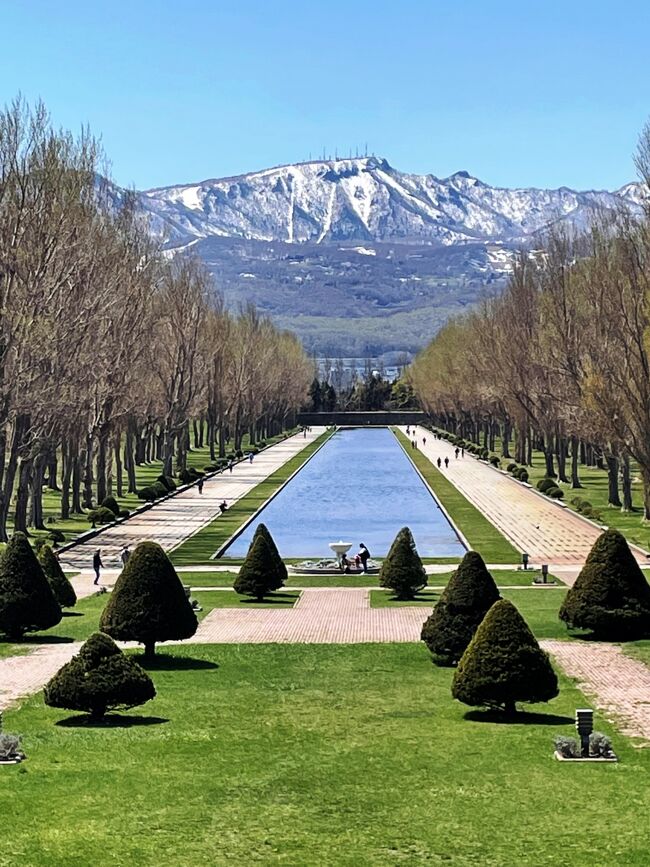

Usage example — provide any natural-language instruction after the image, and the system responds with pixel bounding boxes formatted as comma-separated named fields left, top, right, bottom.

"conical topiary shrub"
left=0, top=532, right=62, bottom=639
left=559, top=529, right=650, bottom=639
left=421, top=551, right=501, bottom=666
left=452, top=599, right=559, bottom=715
left=44, top=632, right=156, bottom=720
left=234, top=531, right=282, bottom=601
left=99, top=541, right=198, bottom=659
left=251, top=523, right=287, bottom=591
left=379, top=527, right=427, bottom=600
left=38, top=545, right=77, bottom=609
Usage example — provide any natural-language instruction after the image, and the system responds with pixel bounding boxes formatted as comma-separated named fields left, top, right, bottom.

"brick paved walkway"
left=59, top=428, right=325, bottom=571
left=406, top=425, right=647, bottom=566
left=543, top=640, right=650, bottom=743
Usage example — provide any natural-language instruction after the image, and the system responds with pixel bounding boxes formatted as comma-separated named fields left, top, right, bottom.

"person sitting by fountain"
left=340, top=553, right=352, bottom=574
left=357, top=543, right=371, bottom=573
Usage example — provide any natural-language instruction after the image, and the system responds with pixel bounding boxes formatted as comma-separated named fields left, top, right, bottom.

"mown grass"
left=170, top=430, right=334, bottom=566
left=2, top=643, right=648, bottom=866
left=0, top=589, right=299, bottom=659
left=393, top=429, right=520, bottom=563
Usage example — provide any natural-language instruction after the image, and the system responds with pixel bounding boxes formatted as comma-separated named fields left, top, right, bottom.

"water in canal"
left=222, top=428, right=466, bottom=559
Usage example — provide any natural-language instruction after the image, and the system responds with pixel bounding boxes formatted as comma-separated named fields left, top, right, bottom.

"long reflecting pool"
left=223, top=428, right=466, bottom=559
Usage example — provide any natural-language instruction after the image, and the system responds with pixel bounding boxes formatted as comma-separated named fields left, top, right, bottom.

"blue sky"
left=2, top=0, right=649, bottom=190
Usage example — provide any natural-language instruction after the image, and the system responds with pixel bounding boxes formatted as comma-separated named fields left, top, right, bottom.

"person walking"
left=461, top=447, right=465, bottom=458
left=197, top=477, right=204, bottom=494
left=423, top=437, right=427, bottom=447
left=93, top=549, right=103, bottom=585
left=219, top=500, right=228, bottom=514
left=358, top=543, right=371, bottom=573
left=303, top=428, right=307, bottom=438
left=437, top=457, right=442, bottom=468
left=444, top=457, right=449, bottom=468
left=455, top=447, right=459, bottom=459
left=120, top=545, right=131, bottom=568
left=249, top=452, right=254, bottom=464
left=228, top=459, right=234, bottom=473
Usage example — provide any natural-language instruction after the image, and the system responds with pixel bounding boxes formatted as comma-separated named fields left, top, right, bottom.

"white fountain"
left=329, top=540, right=352, bottom=567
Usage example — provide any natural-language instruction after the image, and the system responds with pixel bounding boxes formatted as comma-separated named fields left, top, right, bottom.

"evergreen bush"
left=100, top=541, right=198, bottom=658
left=489, top=455, right=500, bottom=467
left=137, top=485, right=159, bottom=502
left=38, top=545, right=77, bottom=609
left=87, top=506, right=116, bottom=527
left=118, top=509, right=131, bottom=519
left=546, top=486, right=564, bottom=499
left=0, top=532, right=62, bottom=639
left=234, top=528, right=285, bottom=600
left=48, top=529, right=65, bottom=546
left=156, top=474, right=177, bottom=492
left=421, top=551, right=500, bottom=666
left=101, top=496, right=120, bottom=516
left=506, top=463, right=518, bottom=473
left=559, top=529, right=650, bottom=638
left=452, top=599, right=559, bottom=714
left=44, top=632, right=155, bottom=720
left=379, top=527, right=427, bottom=600
left=537, top=478, right=556, bottom=493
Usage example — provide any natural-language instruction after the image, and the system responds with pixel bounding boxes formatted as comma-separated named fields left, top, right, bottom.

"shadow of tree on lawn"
left=56, top=714, right=169, bottom=728
left=464, top=709, right=574, bottom=726
left=137, top=654, right=220, bottom=672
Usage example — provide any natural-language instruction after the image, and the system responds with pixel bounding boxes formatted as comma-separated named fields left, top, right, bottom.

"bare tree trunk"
left=14, top=457, right=33, bottom=534
left=621, top=453, right=633, bottom=512
left=556, top=435, right=569, bottom=483
left=29, top=453, right=46, bottom=530
left=606, top=454, right=622, bottom=508
left=61, top=439, right=72, bottom=519
left=570, top=435, right=582, bottom=489
left=114, top=436, right=123, bottom=498
left=83, top=433, right=94, bottom=508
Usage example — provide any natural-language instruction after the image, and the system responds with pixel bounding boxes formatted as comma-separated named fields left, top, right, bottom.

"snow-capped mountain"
left=137, top=156, right=641, bottom=249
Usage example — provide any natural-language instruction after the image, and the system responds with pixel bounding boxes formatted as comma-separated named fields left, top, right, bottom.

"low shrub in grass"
left=506, top=463, right=518, bottom=473
left=0, top=532, right=62, bottom=639
left=379, top=527, right=427, bottom=600
left=100, top=541, right=198, bottom=659
left=537, top=477, right=557, bottom=493
left=513, top=467, right=529, bottom=483
left=118, top=509, right=130, bottom=519
left=452, top=599, right=559, bottom=715
left=100, top=496, right=120, bottom=517
left=234, top=525, right=286, bottom=601
left=489, top=455, right=500, bottom=467
left=87, top=507, right=116, bottom=527
left=546, top=486, right=564, bottom=499
left=38, top=544, right=76, bottom=608
left=48, top=529, right=65, bottom=545
left=421, top=551, right=500, bottom=666
left=44, top=632, right=155, bottom=720
left=559, top=529, right=650, bottom=639
left=156, top=474, right=177, bottom=492
left=137, top=485, right=158, bottom=502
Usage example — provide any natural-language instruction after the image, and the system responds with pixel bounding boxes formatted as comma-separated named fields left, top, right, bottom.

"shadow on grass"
left=138, top=654, right=220, bottom=672
left=5, top=634, right=74, bottom=646
left=56, top=714, right=169, bottom=728
left=241, top=593, right=299, bottom=605
left=62, top=611, right=85, bottom=618
left=387, top=591, right=437, bottom=603
left=464, top=709, right=574, bottom=726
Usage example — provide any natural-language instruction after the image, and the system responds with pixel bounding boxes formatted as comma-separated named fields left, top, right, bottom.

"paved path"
left=59, top=428, right=326, bottom=571
left=543, top=640, right=650, bottom=743
left=405, top=425, right=641, bottom=566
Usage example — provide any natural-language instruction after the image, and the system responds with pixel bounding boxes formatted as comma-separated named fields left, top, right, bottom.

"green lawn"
left=171, top=430, right=334, bottom=566
left=1, top=643, right=648, bottom=865
left=370, top=587, right=572, bottom=641
left=176, top=571, right=240, bottom=586
left=0, top=590, right=299, bottom=659
left=393, top=429, right=520, bottom=564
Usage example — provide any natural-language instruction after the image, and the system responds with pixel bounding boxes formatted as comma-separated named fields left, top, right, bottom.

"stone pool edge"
left=390, top=427, right=471, bottom=554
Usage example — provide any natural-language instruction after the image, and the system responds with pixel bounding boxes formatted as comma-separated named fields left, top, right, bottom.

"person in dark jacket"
left=93, top=549, right=103, bottom=585
left=358, top=543, right=371, bottom=573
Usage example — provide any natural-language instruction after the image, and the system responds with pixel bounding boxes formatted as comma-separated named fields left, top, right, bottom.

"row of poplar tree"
left=410, top=123, right=650, bottom=522
left=0, top=98, right=313, bottom=542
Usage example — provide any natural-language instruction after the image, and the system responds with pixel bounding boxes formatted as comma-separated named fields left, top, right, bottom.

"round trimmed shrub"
left=507, top=463, right=518, bottom=473
left=379, top=527, right=427, bottom=600
left=0, top=532, right=62, bottom=639
left=452, top=599, right=559, bottom=715
left=100, top=496, right=120, bottom=517
left=100, top=541, right=198, bottom=658
left=516, top=468, right=529, bottom=483
left=118, top=509, right=130, bottom=519
left=421, top=552, right=500, bottom=666
left=156, top=474, right=176, bottom=492
left=44, top=632, right=155, bottom=720
left=559, top=529, right=650, bottom=639
left=87, top=507, right=116, bottom=527
left=546, top=486, right=564, bottom=499
left=49, top=529, right=65, bottom=545
left=537, top=478, right=557, bottom=493
left=489, top=455, right=500, bottom=467
left=38, top=544, right=76, bottom=609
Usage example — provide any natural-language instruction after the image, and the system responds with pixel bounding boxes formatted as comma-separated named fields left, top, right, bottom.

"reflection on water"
left=223, top=428, right=466, bottom=558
